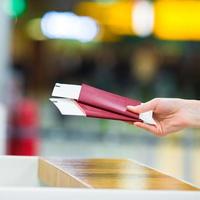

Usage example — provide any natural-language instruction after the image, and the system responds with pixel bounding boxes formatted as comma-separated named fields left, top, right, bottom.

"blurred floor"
left=39, top=117, right=200, bottom=188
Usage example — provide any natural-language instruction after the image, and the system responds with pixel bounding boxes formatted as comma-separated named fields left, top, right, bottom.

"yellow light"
left=75, top=2, right=109, bottom=24
left=154, top=0, right=200, bottom=40
left=75, top=1, right=134, bottom=35
left=26, top=18, right=46, bottom=41
left=106, top=1, right=133, bottom=35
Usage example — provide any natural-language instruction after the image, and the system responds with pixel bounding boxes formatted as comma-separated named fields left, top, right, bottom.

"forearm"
left=185, top=100, right=200, bottom=128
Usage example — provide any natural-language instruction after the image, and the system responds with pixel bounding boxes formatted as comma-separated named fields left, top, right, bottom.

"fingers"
left=127, top=98, right=160, bottom=114
left=134, top=122, right=165, bottom=137
left=134, top=122, right=157, bottom=133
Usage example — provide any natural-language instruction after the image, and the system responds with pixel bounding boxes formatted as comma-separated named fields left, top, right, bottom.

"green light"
left=4, top=0, right=26, bottom=17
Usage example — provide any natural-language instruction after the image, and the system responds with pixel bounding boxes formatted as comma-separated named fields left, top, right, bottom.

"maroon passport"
left=79, top=84, right=140, bottom=120
left=50, top=83, right=155, bottom=124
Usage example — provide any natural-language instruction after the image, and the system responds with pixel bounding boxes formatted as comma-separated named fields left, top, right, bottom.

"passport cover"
left=50, top=98, right=141, bottom=122
left=51, top=83, right=155, bottom=124
left=78, top=101, right=141, bottom=122
left=79, top=84, right=140, bottom=119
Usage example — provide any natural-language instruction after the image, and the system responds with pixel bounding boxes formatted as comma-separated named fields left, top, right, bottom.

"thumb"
left=127, top=98, right=159, bottom=114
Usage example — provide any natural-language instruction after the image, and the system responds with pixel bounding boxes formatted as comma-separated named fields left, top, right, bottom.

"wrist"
left=185, top=100, right=200, bottom=128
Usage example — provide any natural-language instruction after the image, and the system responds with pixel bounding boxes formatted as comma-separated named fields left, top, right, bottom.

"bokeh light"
left=4, top=0, right=26, bottom=17
left=41, top=11, right=99, bottom=43
left=26, top=18, right=46, bottom=41
left=154, top=0, right=200, bottom=40
left=132, top=1, right=154, bottom=37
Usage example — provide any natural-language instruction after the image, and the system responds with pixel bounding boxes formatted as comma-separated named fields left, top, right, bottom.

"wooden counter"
left=38, top=158, right=199, bottom=190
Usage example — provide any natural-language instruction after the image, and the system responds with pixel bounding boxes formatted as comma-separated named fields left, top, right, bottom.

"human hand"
left=127, top=98, right=200, bottom=136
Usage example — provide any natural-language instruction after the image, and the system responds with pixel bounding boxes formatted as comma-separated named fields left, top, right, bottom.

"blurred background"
left=0, top=0, right=200, bottom=187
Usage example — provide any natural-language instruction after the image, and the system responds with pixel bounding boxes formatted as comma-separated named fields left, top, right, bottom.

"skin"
left=127, top=98, right=200, bottom=137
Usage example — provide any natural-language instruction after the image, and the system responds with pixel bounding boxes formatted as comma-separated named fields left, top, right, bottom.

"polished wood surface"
left=38, top=158, right=199, bottom=190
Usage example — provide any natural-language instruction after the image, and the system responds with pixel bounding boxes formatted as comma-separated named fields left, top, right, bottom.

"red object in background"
left=7, top=98, right=40, bottom=156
